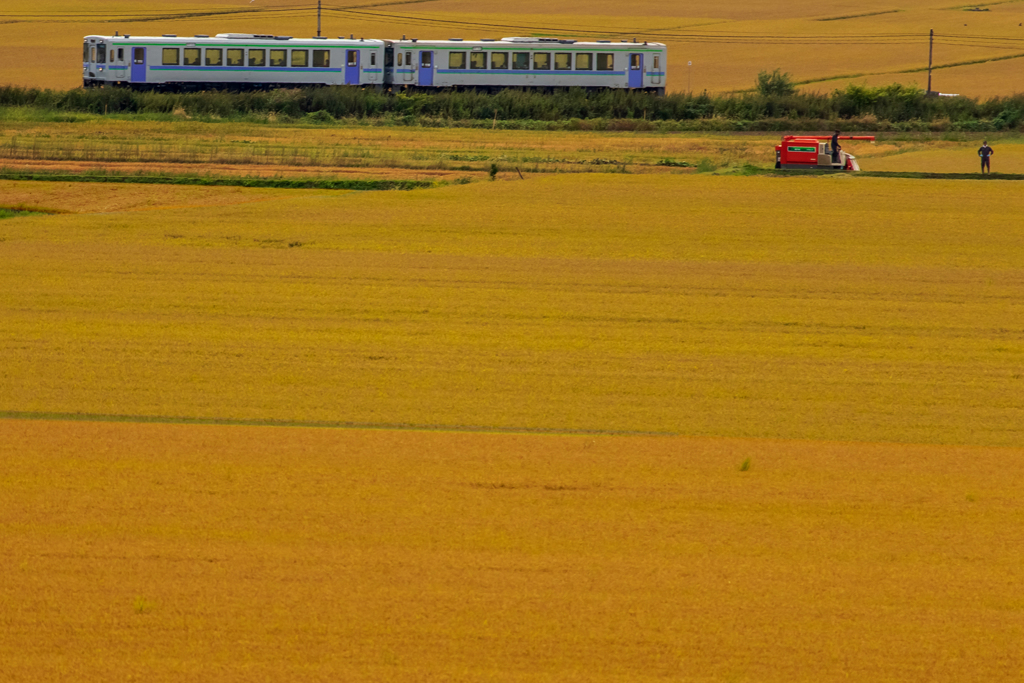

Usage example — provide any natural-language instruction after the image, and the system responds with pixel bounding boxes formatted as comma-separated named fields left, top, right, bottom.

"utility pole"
left=317, top=0, right=322, bottom=37
left=927, top=28, right=934, bottom=94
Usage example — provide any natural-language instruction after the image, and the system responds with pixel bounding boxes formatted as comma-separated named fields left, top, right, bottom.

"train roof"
left=388, top=37, right=665, bottom=48
left=83, top=34, right=385, bottom=46
left=83, top=34, right=664, bottom=48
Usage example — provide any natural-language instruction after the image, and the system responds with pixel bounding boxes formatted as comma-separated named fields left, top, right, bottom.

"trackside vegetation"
left=0, top=168, right=434, bottom=190
left=2, top=83, right=1023, bottom=132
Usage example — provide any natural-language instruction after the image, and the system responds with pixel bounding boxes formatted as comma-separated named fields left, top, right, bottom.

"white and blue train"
left=82, top=34, right=667, bottom=94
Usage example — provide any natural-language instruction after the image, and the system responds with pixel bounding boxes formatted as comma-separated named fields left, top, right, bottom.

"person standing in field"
left=978, top=141, right=994, bottom=174
left=830, top=130, right=842, bottom=164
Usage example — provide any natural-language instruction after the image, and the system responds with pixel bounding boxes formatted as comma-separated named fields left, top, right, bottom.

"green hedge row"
left=2, top=83, right=1022, bottom=128
left=0, top=168, right=434, bottom=190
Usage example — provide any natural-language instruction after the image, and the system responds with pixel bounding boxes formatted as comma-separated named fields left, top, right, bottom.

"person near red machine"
left=978, top=141, right=994, bottom=174
left=830, top=130, right=842, bottom=163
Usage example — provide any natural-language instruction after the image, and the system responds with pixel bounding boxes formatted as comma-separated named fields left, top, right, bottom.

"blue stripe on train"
left=151, top=66, right=340, bottom=72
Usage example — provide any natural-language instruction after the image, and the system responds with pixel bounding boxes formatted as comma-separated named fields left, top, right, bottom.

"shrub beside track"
left=2, top=84, right=1024, bottom=131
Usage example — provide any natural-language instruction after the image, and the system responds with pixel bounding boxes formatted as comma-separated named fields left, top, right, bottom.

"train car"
left=385, top=37, right=666, bottom=94
left=82, top=33, right=385, bottom=89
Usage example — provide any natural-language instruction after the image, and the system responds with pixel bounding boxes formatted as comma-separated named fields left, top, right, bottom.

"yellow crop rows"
left=3, top=173, right=1023, bottom=445
left=3, top=419, right=1023, bottom=682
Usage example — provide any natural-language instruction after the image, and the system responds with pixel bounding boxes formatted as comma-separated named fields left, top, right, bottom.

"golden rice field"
left=3, top=173, right=1023, bottom=444
left=3, top=419, right=1024, bottom=682
left=2, top=0, right=1024, bottom=96
left=3, top=158, right=1024, bottom=680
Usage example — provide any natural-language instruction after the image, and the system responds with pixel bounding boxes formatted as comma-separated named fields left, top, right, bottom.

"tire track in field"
left=0, top=411, right=678, bottom=437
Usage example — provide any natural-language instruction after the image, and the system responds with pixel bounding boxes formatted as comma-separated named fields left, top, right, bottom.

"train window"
left=133, top=47, right=145, bottom=64
left=653, top=56, right=660, bottom=71
left=249, top=49, right=266, bottom=67
left=270, top=49, right=286, bottom=67
left=83, top=43, right=89, bottom=62
left=397, top=52, right=403, bottom=66
left=534, top=53, right=550, bottom=70
left=292, top=50, right=308, bottom=67
left=490, top=52, right=508, bottom=69
left=575, top=53, right=592, bottom=70
left=226, top=49, right=244, bottom=66
left=313, top=49, right=330, bottom=67
left=421, top=52, right=431, bottom=68
left=97, top=44, right=107, bottom=64
left=347, top=50, right=358, bottom=67
left=206, top=48, right=223, bottom=66
left=162, top=48, right=180, bottom=66
left=448, top=52, right=466, bottom=69
left=470, top=52, right=486, bottom=69
left=183, top=48, right=200, bottom=66
left=117, top=48, right=124, bottom=62
left=596, top=53, right=614, bottom=71
left=554, top=53, right=571, bottom=70
left=512, top=52, right=529, bottom=70
left=384, top=48, right=393, bottom=68
left=90, top=46, right=96, bottom=63
left=370, top=52, right=377, bottom=66
left=630, top=54, right=641, bottom=70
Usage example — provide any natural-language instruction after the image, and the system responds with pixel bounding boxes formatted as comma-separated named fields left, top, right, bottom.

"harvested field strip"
left=0, top=168, right=436, bottom=190
left=0, top=179, right=332, bottom=215
left=2, top=419, right=1023, bottom=682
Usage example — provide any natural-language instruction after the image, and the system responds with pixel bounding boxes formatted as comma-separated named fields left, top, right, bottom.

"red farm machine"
left=775, top=135, right=875, bottom=171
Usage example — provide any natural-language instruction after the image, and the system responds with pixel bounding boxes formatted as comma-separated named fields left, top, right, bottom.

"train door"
left=384, top=46, right=394, bottom=85
left=345, top=49, right=360, bottom=85
left=112, top=45, right=127, bottom=80
left=419, top=50, right=433, bottom=86
left=628, top=53, right=643, bottom=89
left=131, top=47, right=146, bottom=83
left=651, top=54, right=662, bottom=86
left=366, top=51, right=377, bottom=83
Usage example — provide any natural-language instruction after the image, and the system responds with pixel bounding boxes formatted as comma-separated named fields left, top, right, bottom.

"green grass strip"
left=0, top=168, right=437, bottom=191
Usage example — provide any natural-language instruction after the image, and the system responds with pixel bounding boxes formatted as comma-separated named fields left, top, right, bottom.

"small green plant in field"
left=454, top=176, right=472, bottom=185
left=133, top=596, right=155, bottom=614
left=303, top=109, right=335, bottom=124
left=739, top=458, right=752, bottom=472
left=489, top=163, right=498, bottom=181
left=966, top=493, right=976, bottom=502
left=696, top=157, right=717, bottom=173
left=658, top=159, right=691, bottom=167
